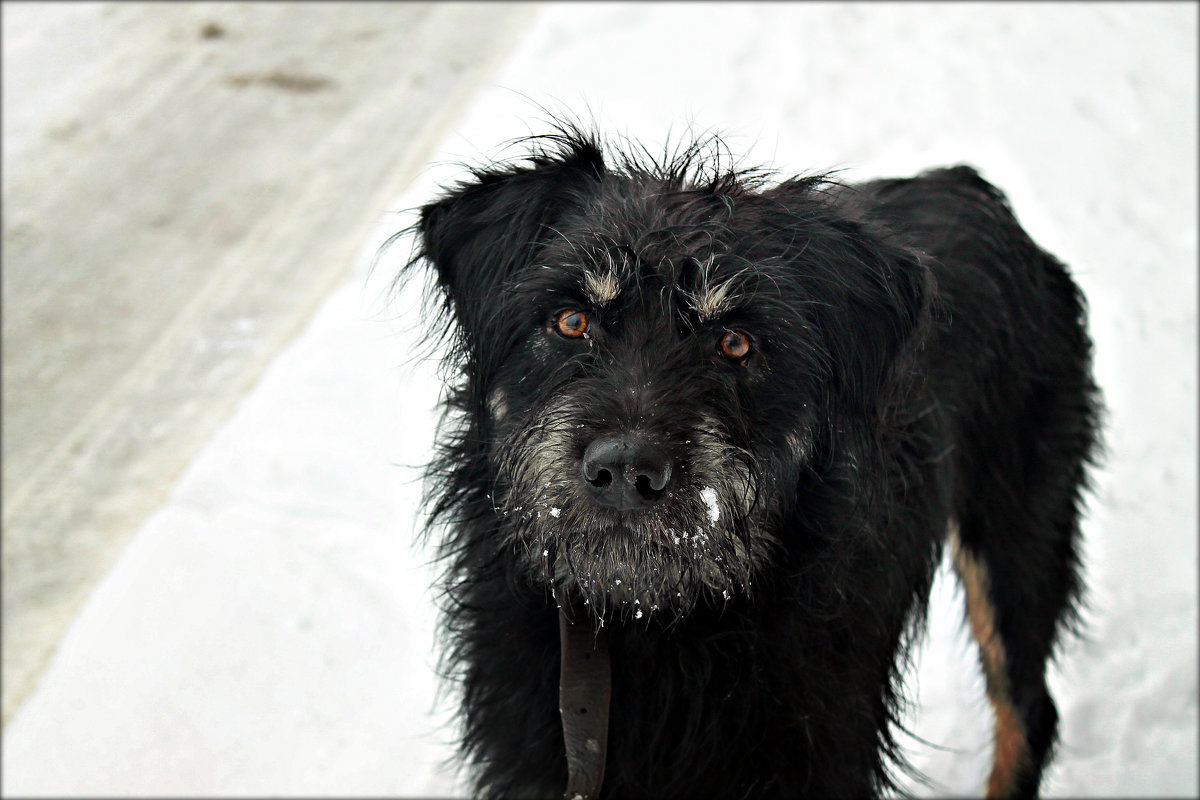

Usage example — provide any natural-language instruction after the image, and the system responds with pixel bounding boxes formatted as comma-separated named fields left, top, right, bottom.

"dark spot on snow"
left=224, top=71, right=336, bottom=93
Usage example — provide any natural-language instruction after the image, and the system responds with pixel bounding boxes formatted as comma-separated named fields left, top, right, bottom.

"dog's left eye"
left=719, top=330, right=752, bottom=362
left=553, top=309, right=590, bottom=339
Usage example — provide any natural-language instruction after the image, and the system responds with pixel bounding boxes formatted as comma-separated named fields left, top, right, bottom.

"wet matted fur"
left=403, top=125, right=1101, bottom=799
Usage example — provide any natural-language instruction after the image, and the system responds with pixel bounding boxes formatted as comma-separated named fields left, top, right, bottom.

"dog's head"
left=414, top=129, right=931, bottom=622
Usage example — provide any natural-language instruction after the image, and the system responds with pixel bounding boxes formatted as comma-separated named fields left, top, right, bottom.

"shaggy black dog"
left=405, top=126, right=1101, bottom=799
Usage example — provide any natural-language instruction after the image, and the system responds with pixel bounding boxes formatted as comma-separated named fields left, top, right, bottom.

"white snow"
left=3, top=3, right=1196, bottom=797
left=700, top=486, right=721, bottom=525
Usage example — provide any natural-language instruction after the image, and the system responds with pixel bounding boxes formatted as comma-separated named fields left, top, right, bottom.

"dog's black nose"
left=581, top=435, right=674, bottom=510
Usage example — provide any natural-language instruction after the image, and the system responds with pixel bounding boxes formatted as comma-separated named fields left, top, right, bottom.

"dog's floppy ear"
left=764, top=180, right=934, bottom=418
left=822, top=229, right=932, bottom=418
left=417, top=139, right=606, bottom=330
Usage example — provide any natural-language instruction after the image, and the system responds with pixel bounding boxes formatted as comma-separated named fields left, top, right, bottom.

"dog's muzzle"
left=580, top=434, right=674, bottom=511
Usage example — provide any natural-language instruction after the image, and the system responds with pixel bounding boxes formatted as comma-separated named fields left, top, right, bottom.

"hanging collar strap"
left=558, top=603, right=612, bottom=800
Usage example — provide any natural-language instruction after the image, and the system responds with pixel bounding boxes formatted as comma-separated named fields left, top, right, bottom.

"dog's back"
left=853, top=166, right=1101, bottom=797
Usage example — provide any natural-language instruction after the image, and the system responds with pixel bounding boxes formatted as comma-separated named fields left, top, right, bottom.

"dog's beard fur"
left=492, top=389, right=778, bottom=621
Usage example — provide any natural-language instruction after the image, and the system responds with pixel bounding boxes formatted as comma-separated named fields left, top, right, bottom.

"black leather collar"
left=558, top=603, right=612, bottom=800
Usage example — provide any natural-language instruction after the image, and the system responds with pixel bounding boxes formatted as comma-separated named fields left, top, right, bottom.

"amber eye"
left=719, top=330, right=752, bottom=361
left=554, top=309, right=590, bottom=339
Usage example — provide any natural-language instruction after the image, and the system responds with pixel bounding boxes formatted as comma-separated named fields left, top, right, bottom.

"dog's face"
left=417, top=134, right=928, bottom=622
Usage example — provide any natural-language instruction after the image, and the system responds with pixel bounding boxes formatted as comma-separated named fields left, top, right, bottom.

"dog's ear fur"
left=763, top=180, right=934, bottom=419
left=827, top=224, right=931, bottom=419
left=417, top=139, right=606, bottom=331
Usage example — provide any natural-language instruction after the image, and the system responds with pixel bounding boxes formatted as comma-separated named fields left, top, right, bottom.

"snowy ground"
left=4, top=3, right=1196, bottom=797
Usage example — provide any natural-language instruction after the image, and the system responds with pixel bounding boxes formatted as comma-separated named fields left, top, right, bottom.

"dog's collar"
left=558, top=600, right=612, bottom=800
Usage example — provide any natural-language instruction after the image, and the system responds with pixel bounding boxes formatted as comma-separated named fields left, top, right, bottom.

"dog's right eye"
left=553, top=309, right=590, bottom=339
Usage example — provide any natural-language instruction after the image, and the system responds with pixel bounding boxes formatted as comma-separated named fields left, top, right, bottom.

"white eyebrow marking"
left=691, top=279, right=737, bottom=321
left=583, top=270, right=621, bottom=305
left=683, top=256, right=737, bottom=321
left=581, top=249, right=624, bottom=305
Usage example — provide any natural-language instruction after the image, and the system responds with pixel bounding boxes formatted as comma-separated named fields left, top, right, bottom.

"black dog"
left=405, top=126, right=1101, bottom=799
